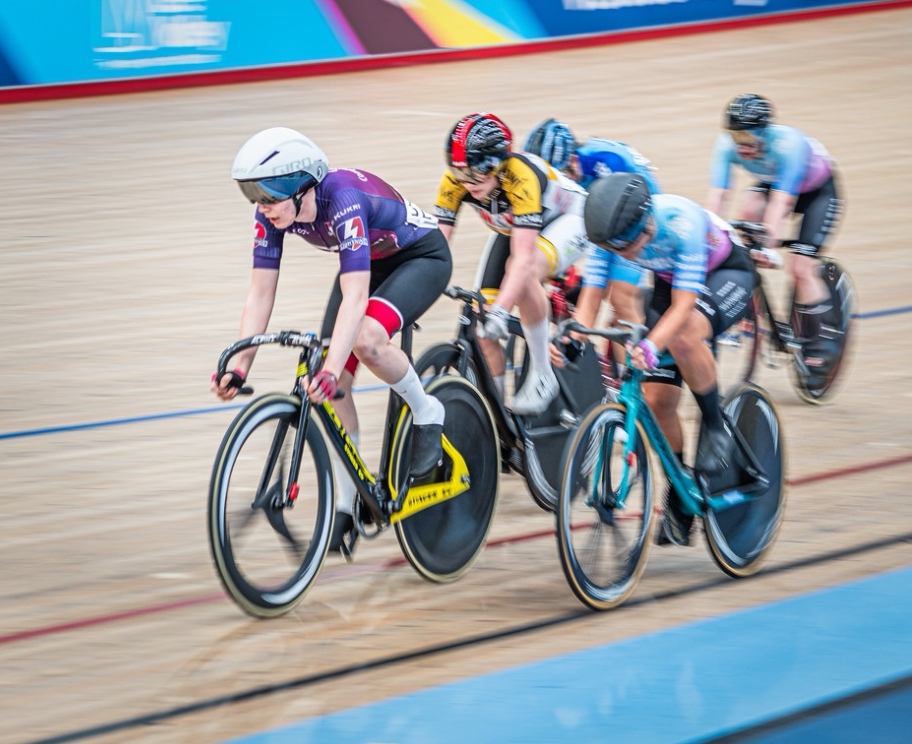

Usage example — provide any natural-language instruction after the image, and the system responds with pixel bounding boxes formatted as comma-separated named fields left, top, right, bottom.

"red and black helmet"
left=445, top=113, right=512, bottom=176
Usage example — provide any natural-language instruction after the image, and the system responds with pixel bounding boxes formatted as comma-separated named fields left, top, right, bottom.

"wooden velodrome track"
left=2, top=7, right=912, bottom=743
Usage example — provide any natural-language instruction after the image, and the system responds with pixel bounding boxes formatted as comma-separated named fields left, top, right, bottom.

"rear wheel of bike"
left=791, top=258, right=856, bottom=405
left=414, top=342, right=480, bottom=388
left=715, top=289, right=765, bottom=395
left=514, top=338, right=607, bottom=513
left=702, top=383, right=786, bottom=577
left=392, top=375, right=500, bottom=582
left=557, top=403, right=656, bottom=611
left=208, top=393, right=333, bottom=618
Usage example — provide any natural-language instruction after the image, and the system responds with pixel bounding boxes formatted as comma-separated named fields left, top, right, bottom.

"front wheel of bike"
left=392, top=375, right=500, bottom=582
left=702, top=383, right=787, bottom=578
left=557, top=403, right=656, bottom=611
left=791, top=258, right=856, bottom=405
left=208, top=393, right=333, bottom=618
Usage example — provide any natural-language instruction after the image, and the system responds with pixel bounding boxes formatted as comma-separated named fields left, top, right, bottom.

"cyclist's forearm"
left=235, top=268, right=279, bottom=374
left=323, top=272, right=369, bottom=376
left=762, top=190, right=797, bottom=248
left=648, top=289, right=696, bottom=352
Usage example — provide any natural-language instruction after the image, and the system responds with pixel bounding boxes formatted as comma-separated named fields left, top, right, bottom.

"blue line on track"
left=1, top=304, right=907, bottom=442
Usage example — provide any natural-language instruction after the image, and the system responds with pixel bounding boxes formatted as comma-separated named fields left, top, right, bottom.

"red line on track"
left=2, top=451, right=909, bottom=647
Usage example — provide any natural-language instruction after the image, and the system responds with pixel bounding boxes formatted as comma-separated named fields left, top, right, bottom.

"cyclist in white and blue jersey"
left=584, top=173, right=756, bottom=547
left=523, top=119, right=656, bottom=370
left=706, top=94, right=844, bottom=384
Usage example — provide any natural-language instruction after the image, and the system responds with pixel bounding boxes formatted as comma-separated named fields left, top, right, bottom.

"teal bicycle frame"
left=583, top=325, right=770, bottom=520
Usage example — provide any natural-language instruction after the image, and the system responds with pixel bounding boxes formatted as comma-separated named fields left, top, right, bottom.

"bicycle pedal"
left=339, top=530, right=358, bottom=563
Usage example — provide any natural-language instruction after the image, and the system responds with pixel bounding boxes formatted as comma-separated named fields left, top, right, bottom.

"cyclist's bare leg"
left=644, top=382, right=684, bottom=453
left=791, top=252, right=829, bottom=306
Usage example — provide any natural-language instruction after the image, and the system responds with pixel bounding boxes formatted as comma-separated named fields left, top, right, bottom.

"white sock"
left=330, top=432, right=359, bottom=515
left=391, top=366, right=444, bottom=426
left=522, top=318, right=553, bottom=375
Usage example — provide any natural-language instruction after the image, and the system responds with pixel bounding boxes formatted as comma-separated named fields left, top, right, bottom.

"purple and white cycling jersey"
left=250, top=168, right=438, bottom=273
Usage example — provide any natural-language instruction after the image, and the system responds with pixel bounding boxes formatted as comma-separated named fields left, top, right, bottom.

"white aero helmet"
left=232, top=127, right=329, bottom=204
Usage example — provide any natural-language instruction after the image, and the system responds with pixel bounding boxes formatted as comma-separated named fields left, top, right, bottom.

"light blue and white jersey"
left=632, top=194, right=734, bottom=295
left=709, top=124, right=833, bottom=196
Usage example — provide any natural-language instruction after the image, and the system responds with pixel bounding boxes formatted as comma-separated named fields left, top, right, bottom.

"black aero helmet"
left=584, top=173, right=652, bottom=251
left=446, top=112, right=512, bottom=176
left=725, top=93, right=774, bottom=131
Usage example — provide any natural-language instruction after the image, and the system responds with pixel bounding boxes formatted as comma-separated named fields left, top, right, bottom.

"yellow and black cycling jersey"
left=434, top=152, right=586, bottom=235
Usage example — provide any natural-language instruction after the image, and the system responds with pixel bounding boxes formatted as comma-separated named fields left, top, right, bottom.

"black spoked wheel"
left=792, top=258, right=856, bottom=405
left=208, top=393, right=333, bottom=618
left=557, top=403, right=655, bottom=611
left=392, top=375, right=500, bottom=582
left=702, top=383, right=787, bottom=577
left=716, top=289, right=765, bottom=396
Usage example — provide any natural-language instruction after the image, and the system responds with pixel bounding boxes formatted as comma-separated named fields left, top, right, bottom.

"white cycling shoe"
left=511, top=367, right=559, bottom=417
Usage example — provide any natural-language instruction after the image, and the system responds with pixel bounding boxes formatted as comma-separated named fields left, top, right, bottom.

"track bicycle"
left=208, top=325, right=500, bottom=618
left=556, top=319, right=787, bottom=611
left=414, top=286, right=610, bottom=512
left=715, top=221, right=856, bottom=404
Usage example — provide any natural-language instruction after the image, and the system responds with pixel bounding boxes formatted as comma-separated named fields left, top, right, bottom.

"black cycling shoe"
left=800, top=326, right=843, bottom=389
left=696, top=424, right=734, bottom=476
left=656, top=483, right=694, bottom=547
left=410, top=422, right=444, bottom=477
left=329, top=511, right=357, bottom=558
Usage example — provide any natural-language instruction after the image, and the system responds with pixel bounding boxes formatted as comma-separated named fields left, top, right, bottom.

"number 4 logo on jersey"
left=342, top=216, right=365, bottom=240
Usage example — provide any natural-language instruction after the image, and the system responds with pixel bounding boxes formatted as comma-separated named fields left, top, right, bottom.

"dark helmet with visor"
left=232, top=127, right=329, bottom=205
left=584, top=173, right=653, bottom=252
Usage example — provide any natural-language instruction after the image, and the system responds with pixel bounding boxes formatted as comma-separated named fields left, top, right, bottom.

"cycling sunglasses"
left=237, top=174, right=317, bottom=205
left=598, top=215, right=652, bottom=253
left=729, top=129, right=763, bottom=148
left=449, top=165, right=497, bottom=185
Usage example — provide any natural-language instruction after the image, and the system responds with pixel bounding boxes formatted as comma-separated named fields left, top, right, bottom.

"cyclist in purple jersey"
left=585, top=173, right=755, bottom=547
left=707, top=94, right=845, bottom=381
left=211, top=127, right=452, bottom=552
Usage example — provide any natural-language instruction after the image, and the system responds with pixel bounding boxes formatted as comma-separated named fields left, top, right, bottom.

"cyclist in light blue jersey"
left=584, top=173, right=756, bottom=546
left=706, top=94, right=844, bottom=383
left=523, top=119, right=656, bottom=371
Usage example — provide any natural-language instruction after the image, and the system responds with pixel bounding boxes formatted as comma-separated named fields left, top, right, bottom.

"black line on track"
left=22, top=531, right=912, bottom=744
left=698, top=672, right=912, bottom=743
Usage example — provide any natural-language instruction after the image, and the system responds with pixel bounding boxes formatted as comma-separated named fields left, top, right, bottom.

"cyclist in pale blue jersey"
left=707, top=94, right=844, bottom=383
left=584, top=173, right=755, bottom=547
left=212, top=127, right=452, bottom=553
left=523, top=119, right=655, bottom=372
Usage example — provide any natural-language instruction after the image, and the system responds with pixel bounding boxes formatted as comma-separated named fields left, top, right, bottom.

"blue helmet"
left=523, top=118, right=576, bottom=171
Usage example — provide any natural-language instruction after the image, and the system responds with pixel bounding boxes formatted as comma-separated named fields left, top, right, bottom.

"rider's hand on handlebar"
left=749, top=247, right=783, bottom=270
left=550, top=335, right=584, bottom=369
left=306, top=369, right=338, bottom=404
left=480, top=304, right=511, bottom=342
left=627, top=338, right=659, bottom=371
left=211, top=367, right=247, bottom=401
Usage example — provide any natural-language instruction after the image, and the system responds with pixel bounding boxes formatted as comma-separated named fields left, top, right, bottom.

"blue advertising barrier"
left=0, top=0, right=907, bottom=101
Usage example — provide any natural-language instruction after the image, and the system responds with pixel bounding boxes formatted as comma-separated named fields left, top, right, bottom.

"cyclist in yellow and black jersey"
left=434, top=112, right=593, bottom=416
